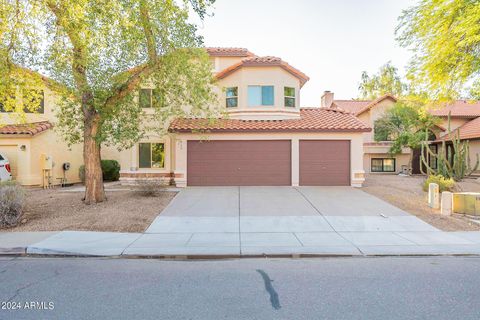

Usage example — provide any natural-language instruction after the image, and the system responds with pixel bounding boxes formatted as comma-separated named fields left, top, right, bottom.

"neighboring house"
left=321, top=92, right=410, bottom=174
left=1, top=47, right=372, bottom=187
left=324, top=91, right=480, bottom=174
left=108, top=48, right=370, bottom=187
left=0, top=84, right=83, bottom=186
left=429, top=101, right=480, bottom=173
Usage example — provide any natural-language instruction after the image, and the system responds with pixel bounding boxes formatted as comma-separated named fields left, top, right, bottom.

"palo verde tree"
left=0, top=0, right=217, bottom=204
left=397, top=0, right=480, bottom=98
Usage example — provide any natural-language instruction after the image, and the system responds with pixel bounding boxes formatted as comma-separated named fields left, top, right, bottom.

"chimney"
left=321, top=91, right=334, bottom=108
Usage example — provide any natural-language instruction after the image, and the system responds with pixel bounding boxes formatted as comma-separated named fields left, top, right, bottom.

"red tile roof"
left=169, top=108, right=371, bottom=133
left=438, top=117, right=480, bottom=141
left=331, top=94, right=397, bottom=115
left=206, top=47, right=255, bottom=57
left=428, top=100, right=480, bottom=118
left=331, top=100, right=371, bottom=114
left=216, top=56, right=310, bottom=87
left=0, top=121, right=53, bottom=136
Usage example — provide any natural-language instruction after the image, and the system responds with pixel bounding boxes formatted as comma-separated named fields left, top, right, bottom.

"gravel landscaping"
left=363, top=174, right=480, bottom=231
left=1, top=185, right=177, bottom=233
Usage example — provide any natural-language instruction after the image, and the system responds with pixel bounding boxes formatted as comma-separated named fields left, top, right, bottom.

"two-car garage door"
left=187, top=140, right=292, bottom=186
left=186, top=140, right=350, bottom=186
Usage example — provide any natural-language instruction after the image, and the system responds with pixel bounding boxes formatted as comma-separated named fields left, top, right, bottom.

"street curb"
left=2, top=252, right=480, bottom=260
left=0, top=247, right=27, bottom=255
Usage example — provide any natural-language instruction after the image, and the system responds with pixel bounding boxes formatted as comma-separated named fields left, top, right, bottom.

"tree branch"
left=139, top=0, right=157, bottom=63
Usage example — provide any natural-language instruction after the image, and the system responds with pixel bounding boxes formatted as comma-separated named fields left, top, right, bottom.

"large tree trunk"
left=83, top=112, right=106, bottom=204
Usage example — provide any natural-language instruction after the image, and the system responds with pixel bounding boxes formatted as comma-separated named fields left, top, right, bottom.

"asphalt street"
left=1, top=256, right=479, bottom=320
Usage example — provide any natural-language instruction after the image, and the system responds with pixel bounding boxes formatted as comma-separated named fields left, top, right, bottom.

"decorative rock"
left=428, top=183, right=440, bottom=209
left=441, top=191, right=453, bottom=216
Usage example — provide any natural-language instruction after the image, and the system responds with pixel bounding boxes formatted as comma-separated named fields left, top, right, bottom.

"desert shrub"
left=0, top=183, right=25, bottom=228
left=79, top=160, right=120, bottom=183
left=136, top=179, right=163, bottom=197
left=422, top=175, right=456, bottom=193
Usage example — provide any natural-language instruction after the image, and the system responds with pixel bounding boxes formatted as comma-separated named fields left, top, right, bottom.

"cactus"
left=420, top=113, right=479, bottom=181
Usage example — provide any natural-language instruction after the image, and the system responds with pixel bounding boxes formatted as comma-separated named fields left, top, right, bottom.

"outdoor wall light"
left=20, top=145, right=26, bottom=151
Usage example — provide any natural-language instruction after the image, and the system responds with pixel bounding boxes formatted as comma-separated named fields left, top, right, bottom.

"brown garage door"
left=187, top=140, right=291, bottom=186
left=299, top=140, right=350, bottom=186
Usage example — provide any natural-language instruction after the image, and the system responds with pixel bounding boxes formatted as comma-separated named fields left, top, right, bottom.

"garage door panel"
left=187, top=140, right=291, bottom=186
left=299, top=140, right=350, bottom=186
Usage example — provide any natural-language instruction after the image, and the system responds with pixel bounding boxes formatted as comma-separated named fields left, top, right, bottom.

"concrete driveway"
left=17, top=187, right=480, bottom=257
left=139, top=186, right=445, bottom=255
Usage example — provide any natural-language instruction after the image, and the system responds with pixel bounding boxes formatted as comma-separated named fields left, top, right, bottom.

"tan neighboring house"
left=321, top=92, right=410, bottom=174
left=1, top=47, right=372, bottom=187
left=0, top=85, right=83, bottom=186
left=323, top=91, right=480, bottom=174
left=430, top=102, right=480, bottom=173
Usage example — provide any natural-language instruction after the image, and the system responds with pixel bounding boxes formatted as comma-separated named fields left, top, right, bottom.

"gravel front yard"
left=2, top=185, right=176, bottom=233
left=363, top=174, right=480, bottom=231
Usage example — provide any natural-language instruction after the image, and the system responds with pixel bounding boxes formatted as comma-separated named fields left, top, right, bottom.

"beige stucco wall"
left=171, top=132, right=366, bottom=187
left=356, top=99, right=396, bottom=143
left=0, top=130, right=82, bottom=186
left=469, top=140, right=480, bottom=173
left=438, top=117, right=469, bottom=132
left=217, top=66, right=301, bottom=120
left=101, top=134, right=173, bottom=183
left=211, top=56, right=244, bottom=73
left=363, top=153, right=411, bottom=174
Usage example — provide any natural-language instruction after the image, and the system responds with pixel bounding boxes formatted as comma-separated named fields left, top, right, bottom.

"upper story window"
left=0, top=90, right=44, bottom=114
left=284, top=87, right=295, bottom=107
left=139, top=142, right=165, bottom=169
left=23, top=90, right=44, bottom=113
left=226, top=87, right=238, bottom=108
left=139, top=88, right=163, bottom=109
left=139, top=89, right=153, bottom=108
left=248, top=85, right=274, bottom=107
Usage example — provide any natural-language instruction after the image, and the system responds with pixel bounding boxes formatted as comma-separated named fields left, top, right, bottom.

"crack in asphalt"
left=256, top=269, right=281, bottom=310
left=6, top=268, right=61, bottom=302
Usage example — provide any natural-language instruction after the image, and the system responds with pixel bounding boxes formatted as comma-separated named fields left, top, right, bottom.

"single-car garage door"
left=299, top=140, right=350, bottom=186
left=187, top=140, right=291, bottom=186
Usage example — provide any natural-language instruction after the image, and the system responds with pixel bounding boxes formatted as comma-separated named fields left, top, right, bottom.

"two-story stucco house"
left=105, top=48, right=370, bottom=187
left=1, top=47, right=372, bottom=187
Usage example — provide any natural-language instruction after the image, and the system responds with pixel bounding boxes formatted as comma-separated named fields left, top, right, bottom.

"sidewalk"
left=3, top=229, right=480, bottom=258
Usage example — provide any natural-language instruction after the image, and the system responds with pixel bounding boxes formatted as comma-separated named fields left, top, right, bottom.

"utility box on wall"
left=40, top=154, right=53, bottom=170
left=453, top=192, right=480, bottom=215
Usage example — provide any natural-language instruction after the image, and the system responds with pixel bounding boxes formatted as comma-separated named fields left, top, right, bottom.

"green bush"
left=79, top=160, right=120, bottom=183
left=422, top=175, right=456, bottom=193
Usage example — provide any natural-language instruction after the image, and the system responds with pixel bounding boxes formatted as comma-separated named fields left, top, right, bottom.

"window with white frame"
left=225, top=87, right=238, bottom=108
left=139, top=143, right=165, bottom=168
left=284, top=87, right=295, bottom=107
left=139, top=89, right=162, bottom=109
left=248, top=85, right=274, bottom=106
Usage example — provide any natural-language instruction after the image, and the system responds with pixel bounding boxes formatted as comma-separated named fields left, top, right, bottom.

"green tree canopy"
left=374, top=101, right=440, bottom=171
left=397, top=0, right=480, bottom=99
left=358, top=62, right=407, bottom=99
left=0, top=0, right=217, bottom=203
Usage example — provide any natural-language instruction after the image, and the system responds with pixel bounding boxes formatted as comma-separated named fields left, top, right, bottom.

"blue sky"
left=196, top=0, right=416, bottom=106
